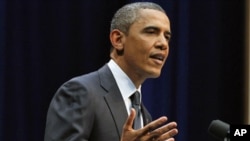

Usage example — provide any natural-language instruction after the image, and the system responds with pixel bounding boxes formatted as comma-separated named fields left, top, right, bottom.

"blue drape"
left=0, top=0, right=245, bottom=141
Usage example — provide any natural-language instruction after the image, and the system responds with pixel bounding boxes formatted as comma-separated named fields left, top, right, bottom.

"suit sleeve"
left=44, top=79, right=94, bottom=141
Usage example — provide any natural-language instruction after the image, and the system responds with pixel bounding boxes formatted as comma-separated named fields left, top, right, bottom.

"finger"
left=144, top=122, right=178, bottom=141
left=140, top=116, right=168, bottom=135
left=123, top=108, right=136, bottom=130
left=152, top=122, right=178, bottom=139
left=154, top=122, right=177, bottom=134
left=149, top=129, right=178, bottom=141
left=166, top=137, right=175, bottom=141
left=160, top=128, right=178, bottom=140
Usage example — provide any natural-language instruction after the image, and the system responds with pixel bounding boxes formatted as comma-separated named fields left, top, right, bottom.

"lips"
left=149, top=53, right=165, bottom=62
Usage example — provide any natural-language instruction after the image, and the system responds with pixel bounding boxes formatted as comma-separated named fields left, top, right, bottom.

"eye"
left=164, top=33, right=171, bottom=42
left=145, top=29, right=156, bottom=34
left=143, top=26, right=159, bottom=34
left=165, top=35, right=171, bottom=41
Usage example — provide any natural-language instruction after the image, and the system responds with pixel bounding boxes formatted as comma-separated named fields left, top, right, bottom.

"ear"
left=110, top=29, right=125, bottom=51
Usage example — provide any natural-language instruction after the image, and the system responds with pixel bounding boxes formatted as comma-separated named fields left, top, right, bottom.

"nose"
left=155, top=34, right=168, bottom=50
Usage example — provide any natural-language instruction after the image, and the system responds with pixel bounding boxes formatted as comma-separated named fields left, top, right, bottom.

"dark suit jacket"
left=44, top=64, right=152, bottom=141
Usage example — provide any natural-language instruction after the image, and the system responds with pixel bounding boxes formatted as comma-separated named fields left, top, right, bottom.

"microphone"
left=208, top=120, right=230, bottom=141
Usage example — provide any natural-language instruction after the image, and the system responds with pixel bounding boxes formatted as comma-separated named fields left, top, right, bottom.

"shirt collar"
left=107, top=59, right=141, bottom=100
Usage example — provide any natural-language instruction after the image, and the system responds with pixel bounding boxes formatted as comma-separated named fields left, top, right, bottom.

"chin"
left=145, top=68, right=162, bottom=78
left=149, top=72, right=161, bottom=78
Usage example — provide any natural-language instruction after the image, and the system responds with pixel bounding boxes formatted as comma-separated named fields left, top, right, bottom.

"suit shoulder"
left=60, top=64, right=110, bottom=90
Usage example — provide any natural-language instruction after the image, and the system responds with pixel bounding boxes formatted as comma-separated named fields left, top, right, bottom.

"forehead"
left=132, top=9, right=170, bottom=31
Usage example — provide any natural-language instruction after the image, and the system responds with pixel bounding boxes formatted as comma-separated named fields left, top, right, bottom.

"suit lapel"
left=97, top=64, right=152, bottom=136
left=141, top=103, right=152, bottom=125
left=98, top=65, right=128, bottom=138
left=104, top=91, right=128, bottom=138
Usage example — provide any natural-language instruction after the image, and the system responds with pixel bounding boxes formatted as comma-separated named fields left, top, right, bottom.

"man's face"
left=122, top=9, right=171, bottom=80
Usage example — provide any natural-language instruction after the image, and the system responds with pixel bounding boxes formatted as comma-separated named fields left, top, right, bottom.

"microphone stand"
left=224, top=131, right=230, bottom=141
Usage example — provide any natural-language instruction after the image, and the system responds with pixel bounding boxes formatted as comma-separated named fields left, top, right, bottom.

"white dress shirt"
left=108, top=59, right=143, bottom=127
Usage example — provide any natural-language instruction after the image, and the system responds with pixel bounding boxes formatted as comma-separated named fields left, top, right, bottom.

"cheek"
left=125, top=36, right=153, bottom=59
left=134, top=45, right=151, bottom=61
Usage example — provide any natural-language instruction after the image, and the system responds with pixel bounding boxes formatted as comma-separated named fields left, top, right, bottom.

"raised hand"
left=120, top=109, right=178, bottom=141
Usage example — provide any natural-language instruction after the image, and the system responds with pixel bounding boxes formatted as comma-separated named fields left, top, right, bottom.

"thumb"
left=123, top=108, right=136, bottom=130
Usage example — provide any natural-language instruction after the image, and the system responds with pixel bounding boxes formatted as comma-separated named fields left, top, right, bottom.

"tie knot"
left=131, top=91, right=140, bottom=106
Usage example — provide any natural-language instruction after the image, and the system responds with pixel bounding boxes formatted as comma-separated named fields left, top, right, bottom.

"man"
left=45, top=2, right=178, bottom=141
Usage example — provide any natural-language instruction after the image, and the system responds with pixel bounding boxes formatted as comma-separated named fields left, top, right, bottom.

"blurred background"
left=0, top=0, right=249, bottom=141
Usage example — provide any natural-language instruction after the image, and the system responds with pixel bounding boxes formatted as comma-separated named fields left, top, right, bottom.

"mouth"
left=150, top=53, right=165, bottom=61
left=149, top=53, right=165, bottom=64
